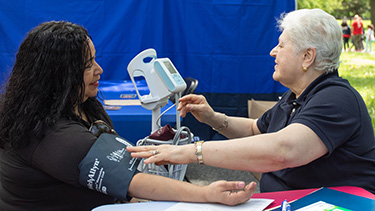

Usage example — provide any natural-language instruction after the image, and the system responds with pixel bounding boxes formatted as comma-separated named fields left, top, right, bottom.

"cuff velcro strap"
left=78, top=133, right=140, bottom=200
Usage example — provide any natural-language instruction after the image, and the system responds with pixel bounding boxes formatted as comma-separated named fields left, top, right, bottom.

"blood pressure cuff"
left=78, top=133, right=140, bottom=200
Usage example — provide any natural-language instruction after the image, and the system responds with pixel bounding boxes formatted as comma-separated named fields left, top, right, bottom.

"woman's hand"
left=177, top=94, right=215, bottom=124
left=127, top=144, right=196, bottom=165
left=204, top=181, right=257, bottom=206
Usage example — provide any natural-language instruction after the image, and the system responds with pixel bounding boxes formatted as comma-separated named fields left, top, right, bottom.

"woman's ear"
left=302, top=48, right=316, bottom=68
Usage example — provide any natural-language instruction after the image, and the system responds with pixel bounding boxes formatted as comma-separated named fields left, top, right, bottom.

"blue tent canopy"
left=0, top=0, right=295, bottom=140
left=1, top=0, right=294, bottom=92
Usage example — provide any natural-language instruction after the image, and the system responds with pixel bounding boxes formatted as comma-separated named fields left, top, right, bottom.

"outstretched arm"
left=127, top=173, right=257, bottom=206
left=128, top=123, right=328, bottom=173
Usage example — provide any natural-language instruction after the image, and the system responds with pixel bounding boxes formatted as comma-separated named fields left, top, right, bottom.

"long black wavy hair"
left=0, top=21, right=103, bottom=150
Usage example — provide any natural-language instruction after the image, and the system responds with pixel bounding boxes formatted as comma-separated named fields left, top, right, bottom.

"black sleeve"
left=291, top=86, right=361, bottom=155
left=31, top=120, right=98, bottom=187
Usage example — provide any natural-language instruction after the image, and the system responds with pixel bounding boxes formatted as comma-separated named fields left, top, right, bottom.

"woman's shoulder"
left=54, top=118, right=87, bottom=130
left=32, top=118, right=97, bottom=164
left=307, top=75, right=366, bottom=115
left=33, top=118, right=97, bottom=157
left=304, top=73, right=362, bottom=107
left=314, top=76, right=359, bottom=98
left=45, top=118, right=95, bottom=143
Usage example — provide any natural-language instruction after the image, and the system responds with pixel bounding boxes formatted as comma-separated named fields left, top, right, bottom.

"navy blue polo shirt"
left=257, top=71, right=375, bottom=194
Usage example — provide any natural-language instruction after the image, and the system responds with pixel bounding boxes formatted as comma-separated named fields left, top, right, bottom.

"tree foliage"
left=297, top=0, right=343, bottom=15
left=297, top=0, right=372, bottom=21
left=370, top=0, right=375, bottom=24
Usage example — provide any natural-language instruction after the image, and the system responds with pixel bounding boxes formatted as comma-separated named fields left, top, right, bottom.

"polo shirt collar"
left=294, top=70, right=339, bottom=106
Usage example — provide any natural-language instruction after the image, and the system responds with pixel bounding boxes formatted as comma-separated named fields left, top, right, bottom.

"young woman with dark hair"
left=0, top=21, right=255, bottom=210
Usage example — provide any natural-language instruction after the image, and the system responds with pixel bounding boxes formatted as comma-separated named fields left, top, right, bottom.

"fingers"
left=217, top=181, right=257, bottom=206
left=127, top=146, right=173, bottom=165
left=177, top=103, right=188, bottom=117
left=178, top=104, right=198, bottom=117
left=152, top=150, right=160, bottom=156
left=177, top=94, right=205, bottom=116
left=179, top=103, right=207, bottom=119
left=127, top=146, right=157, bottom=153
left=218, top=180, right=257, bottom=192
left=143, top=156, right=161, bottom=164
left=177, top=99, right=196, bottom=117
left=178, top=94, right=199, bottom=103
left=127, top=146, right=159, bottom=158
left=231, top=181, right=257, bottom=205
left=127, top=144, right=192, bottom=166
left=128, top=151, right=154, bottom=159
left=243, top=181, right=257, bottom=194
left=218, top=181, right=250, bottom=192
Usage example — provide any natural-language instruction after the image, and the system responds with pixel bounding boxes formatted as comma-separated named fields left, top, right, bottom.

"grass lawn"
left=338, top=50, right=375, bottom=134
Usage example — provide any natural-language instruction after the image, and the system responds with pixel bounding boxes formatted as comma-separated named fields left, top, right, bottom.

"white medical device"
left=127, top=49, right=187, bottom=132
left=127, top=49, right=193, bottom=181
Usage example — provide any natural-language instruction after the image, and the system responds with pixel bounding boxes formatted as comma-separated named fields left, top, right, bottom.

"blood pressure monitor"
left=127, top=48, right=187, bottom=132
left=154, top=58, right=186, bottom=93
left=127, top=49, right=193, bottom=181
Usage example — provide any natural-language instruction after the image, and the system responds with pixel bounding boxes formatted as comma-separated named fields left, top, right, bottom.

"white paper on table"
left=165, top=198, right=274, bottom=211
left=104, top=99, right=141, bottom=106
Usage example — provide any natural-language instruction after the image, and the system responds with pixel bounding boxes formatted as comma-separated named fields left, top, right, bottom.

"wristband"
left=195, top=141, right=204, bottom=164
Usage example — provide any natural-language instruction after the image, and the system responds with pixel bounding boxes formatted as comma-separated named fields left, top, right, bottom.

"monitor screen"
left=164, top=61, right=177, bottom=74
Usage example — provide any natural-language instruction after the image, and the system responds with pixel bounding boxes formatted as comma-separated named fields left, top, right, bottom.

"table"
left=92, top=186, right=375, bottom=210
left=99, top=80, right=178, bottom=144
left=252, top=186, right=375, bottom=210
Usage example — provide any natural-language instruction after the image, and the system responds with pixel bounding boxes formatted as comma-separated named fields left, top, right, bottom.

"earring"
left=302, top=67, right=308, bottom=72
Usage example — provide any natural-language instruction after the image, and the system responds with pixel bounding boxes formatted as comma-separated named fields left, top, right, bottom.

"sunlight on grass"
left=339, top=51, right=375, bottom=134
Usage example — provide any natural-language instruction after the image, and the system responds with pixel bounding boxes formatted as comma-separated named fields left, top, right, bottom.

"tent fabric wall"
left=0, top=0, right=295, bottom=140
left=1, top=0, right=294, bottom=93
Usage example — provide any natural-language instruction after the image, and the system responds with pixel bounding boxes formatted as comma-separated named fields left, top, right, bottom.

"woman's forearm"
left=128, top=173, right=206, bottom=202
left=200, top=124, right=327, bottom=173
left=127, top=172, right=256, bottom=206
left=201, top=134, right=286, bottom=173
left=217, top=115, right=259, bottom=139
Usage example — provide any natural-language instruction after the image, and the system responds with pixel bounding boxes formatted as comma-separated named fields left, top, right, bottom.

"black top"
left=257, top=71, right=375, bottom=194
left=343, top=25, right=351, bottom=36
left=0, top=100, right=119, bottom=211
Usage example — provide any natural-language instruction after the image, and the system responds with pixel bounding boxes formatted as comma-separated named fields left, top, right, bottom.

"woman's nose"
left=94, top=62, right=103, bottom=75
left=270, top=46, right=277, bottom=57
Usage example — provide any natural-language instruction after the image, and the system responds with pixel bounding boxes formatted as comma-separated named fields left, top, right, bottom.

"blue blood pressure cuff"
left=78, top=133, right=140, bottom=200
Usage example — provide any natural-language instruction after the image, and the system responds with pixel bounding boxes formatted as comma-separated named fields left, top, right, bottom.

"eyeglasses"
left=89, top=120, right=118, bottom=137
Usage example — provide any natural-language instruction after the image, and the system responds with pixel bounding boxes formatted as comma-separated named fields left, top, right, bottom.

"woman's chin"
left=272, top=72, right=279, bottom=81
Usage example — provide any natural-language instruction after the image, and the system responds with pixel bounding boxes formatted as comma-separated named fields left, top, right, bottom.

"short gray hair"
left=277, top=9, right=342, bottom=73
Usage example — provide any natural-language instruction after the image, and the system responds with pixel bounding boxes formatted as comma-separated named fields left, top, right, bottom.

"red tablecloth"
left=251, top=186, right=375, bottom=210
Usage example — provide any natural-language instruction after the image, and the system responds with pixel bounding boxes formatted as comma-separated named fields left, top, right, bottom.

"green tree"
left=297, top=0, right=343, bottom=15
left=340, top=0, right=370, bottom=19
left=371, top=0, right=375, bottom=24
left=297, top=0, right=372, bottom=20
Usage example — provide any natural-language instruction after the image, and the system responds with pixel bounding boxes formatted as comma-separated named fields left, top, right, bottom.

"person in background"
left=0, top=21, right=256, bottom=211
left=364, top=24, right=374, bottom=52
left=351, top=14, right=364, bottom=52
left=128, top=9, right=375, bottom=194
left=341, top=20, right=351, bottom=52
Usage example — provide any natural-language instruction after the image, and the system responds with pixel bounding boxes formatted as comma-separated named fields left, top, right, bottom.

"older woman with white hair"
left=128, top=9, right=375, bottom=194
